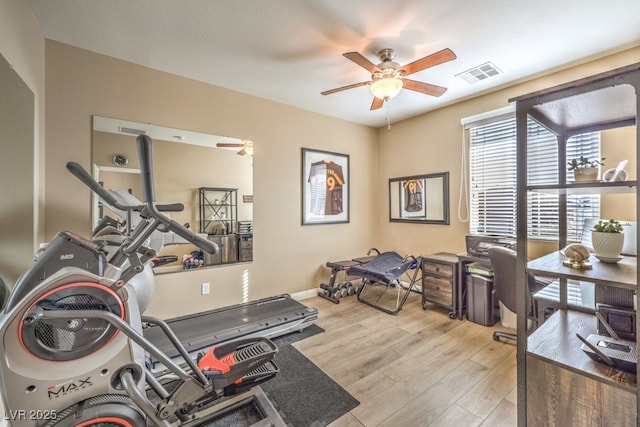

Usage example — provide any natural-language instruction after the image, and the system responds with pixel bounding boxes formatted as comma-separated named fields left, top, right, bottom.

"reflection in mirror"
left=92, top=116, right=253, bottom=274
left=389, top=172, right=449, bottom=224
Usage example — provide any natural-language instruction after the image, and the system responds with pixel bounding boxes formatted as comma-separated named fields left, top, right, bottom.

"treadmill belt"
left=143, top=294, right=318, bottom=367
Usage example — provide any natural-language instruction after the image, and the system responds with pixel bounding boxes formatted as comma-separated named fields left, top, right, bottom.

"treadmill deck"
left=144, top=294, right=318, bottom=372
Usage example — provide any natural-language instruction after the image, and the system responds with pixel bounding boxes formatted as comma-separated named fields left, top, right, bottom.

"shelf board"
left=528, top=251, right=637, bottom=289
left=527, top=180, right=637, bottom=194
left=527, top=310, right=636, bottom=392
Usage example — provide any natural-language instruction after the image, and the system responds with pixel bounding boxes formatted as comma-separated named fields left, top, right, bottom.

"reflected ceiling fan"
left=216, top=140, right=253, bottom=156
left=321, top=48, right=456, bottom=110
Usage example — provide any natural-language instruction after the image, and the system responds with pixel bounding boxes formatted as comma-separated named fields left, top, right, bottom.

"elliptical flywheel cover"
left=19, top=283, right=125, bottom=361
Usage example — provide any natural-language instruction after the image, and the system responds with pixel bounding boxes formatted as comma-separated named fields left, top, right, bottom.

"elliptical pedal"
left=198, top=337, right=278, bottom=393
left=223, top=360, right=279, bottom=396
left=235, top=340, right=276, bottom=361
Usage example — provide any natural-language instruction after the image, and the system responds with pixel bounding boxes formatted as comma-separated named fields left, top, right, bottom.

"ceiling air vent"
left=456, top=62, right=501, bottom=84
left=118, top=126, right=147, bottom=135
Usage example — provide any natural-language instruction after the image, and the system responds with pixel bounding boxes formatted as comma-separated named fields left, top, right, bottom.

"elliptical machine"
left=0, top=135, right=280, bottom=426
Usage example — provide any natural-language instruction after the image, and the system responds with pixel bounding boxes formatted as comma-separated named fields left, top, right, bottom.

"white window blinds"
left=469, top=117, right=517, bottom=236
left=469, top=115, right=600, bottom=241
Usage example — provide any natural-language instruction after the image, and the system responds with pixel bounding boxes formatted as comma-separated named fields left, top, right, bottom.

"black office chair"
left=488, top=246, right=543, bottom=342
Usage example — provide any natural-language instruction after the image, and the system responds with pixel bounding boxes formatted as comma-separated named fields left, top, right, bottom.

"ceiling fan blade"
left=343, top=52, right=381, bottom=74
left=370, top=97, right=384, bottom=111
left=217, top=142, right=245, bottom=148
left=400, top=48, right=456, bottom=76
left=321, top=81, right=370, bottom=95
left=403, top=79, right=448, bottom=97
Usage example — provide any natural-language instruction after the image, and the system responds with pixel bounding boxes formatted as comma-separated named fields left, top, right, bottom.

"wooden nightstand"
left=421, top=252, right=459, bottom=319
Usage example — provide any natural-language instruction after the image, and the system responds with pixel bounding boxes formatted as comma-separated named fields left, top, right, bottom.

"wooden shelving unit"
left=527, top=180, right=637, bottom=194
left=510, top=62, right=640, bottom=425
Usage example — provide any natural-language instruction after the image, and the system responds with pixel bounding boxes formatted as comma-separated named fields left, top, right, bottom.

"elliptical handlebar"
left=66, top=162, right=185, bottom=214
left=67, top=161, right=123, bottom=209
left=66, top=136, right=218, bottom=255
left=136, top=135, right=218, bottom=254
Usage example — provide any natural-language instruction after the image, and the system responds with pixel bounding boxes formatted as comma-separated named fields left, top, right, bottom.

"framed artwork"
left=389, top=172, right=450, bottom=224
left=301, top=148, right=350, bottom=225
left=399, top=178, right=427, bottom=219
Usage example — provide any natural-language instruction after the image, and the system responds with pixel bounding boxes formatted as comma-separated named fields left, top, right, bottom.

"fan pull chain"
left=385, top=100, right=392, bottom=130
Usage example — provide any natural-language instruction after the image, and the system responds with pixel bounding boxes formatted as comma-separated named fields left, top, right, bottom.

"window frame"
left=466, top=111, right=601, bottom=242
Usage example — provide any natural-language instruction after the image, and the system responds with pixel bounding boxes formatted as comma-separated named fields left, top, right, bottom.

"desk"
left=456, top=253, right=492, bottom=320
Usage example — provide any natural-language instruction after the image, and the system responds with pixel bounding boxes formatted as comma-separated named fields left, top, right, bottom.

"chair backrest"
left=488, top=246, right=517, bottom=313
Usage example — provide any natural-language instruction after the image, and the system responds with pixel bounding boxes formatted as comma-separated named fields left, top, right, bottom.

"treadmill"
left=144, top=294, right=318, bottom=374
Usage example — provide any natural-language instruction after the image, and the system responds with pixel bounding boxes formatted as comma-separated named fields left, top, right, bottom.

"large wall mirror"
left=0, top=52, right=35, bottom=285
left=92, top=116, right=254, bottom=274
left=389, top=172, right=450, bottom=224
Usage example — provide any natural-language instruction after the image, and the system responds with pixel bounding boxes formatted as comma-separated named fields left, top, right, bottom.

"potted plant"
left=568, top=156, right=605, bottom=181
left=591, top=219, right=625, bottom=262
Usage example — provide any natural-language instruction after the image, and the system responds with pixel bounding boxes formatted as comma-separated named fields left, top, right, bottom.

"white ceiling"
left=26, top=0, right=640, bottom=128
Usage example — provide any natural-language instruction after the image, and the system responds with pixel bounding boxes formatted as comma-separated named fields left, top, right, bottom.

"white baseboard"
left=290, top=288, right=318, bottom=301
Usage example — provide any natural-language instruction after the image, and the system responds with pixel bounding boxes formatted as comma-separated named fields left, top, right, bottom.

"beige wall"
left=375, top=47, right=640, bottom=261
left=0, top=0, right=45, bottom=285
left=601, top=126, right=637, bottom=221
left=40, top=39, right=640, bottom=319
left=44, top=41, right=378, bottom=318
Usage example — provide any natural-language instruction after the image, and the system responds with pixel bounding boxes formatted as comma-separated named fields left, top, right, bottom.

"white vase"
left=591, top=231, right=624, bottom=259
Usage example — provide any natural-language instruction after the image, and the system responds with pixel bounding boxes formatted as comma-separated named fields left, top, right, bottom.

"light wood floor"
left=293, top=294, right=518, bottom=427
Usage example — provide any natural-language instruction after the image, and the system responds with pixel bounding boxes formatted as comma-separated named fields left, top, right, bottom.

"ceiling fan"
left=321, top=48, right=456, bottom=110
left=216, top=140, right=253, bottom=156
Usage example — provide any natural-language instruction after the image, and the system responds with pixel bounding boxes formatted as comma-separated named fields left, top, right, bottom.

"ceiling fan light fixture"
left=370, top=77, right=403, bottom=100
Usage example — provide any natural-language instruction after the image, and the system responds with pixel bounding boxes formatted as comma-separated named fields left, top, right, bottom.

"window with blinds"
left=469, top=115, right=600, bottom=241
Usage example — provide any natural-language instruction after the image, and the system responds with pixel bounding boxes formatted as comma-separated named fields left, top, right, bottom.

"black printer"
left=465, top=235, right=516, bottom=258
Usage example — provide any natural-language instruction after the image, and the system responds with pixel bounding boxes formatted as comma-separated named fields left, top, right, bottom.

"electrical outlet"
left=201, top=282, right=210, bottom=295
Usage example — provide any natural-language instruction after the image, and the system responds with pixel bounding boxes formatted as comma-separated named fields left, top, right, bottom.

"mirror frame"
left=91, top=115, right=254, bottom=274
left=388, top=172, right=450, bottom=224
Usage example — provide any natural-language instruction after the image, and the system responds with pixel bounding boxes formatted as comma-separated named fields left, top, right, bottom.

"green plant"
left=592, top=219, right=623, bottom=233
left=567, top=156, right=605, bottom=171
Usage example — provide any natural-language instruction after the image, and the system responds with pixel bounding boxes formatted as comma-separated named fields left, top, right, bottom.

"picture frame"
left=399, top=178, right=427, bottom=219
left=389, top=172, right=450, bottom=224
left=301, top=148, right=350, bottom=225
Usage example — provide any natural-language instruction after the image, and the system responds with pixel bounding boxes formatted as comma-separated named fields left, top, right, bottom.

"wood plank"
left=456, top=350, right=517, bottom=419
left=470, top=337, right=516, bottom=369
left=528, top=251, right=637, bottom=289
left=480, top=400, right=517, bottom=427
left=326, top=412, right=364, bottom=427
left=298, top=296, right=518, bottom=426
left=347, top=370, right=416, bottom=426
left=429, top=404, right=483, bottom=427
left=527, top=310, right=636, bottom=389
left=527, top=355, right=636, bottom=426
left=378, top=360, right=489, bottom=426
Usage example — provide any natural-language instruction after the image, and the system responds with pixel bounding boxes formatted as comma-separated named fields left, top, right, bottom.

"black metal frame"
left=388, top=172, right=450, bottom=224
left=355, top=253, right=423, bottom=315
